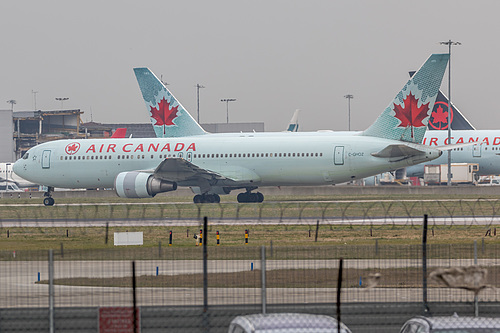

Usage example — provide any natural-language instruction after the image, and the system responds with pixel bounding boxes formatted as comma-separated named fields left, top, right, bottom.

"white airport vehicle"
left=423, top=163, right=479, bottom=185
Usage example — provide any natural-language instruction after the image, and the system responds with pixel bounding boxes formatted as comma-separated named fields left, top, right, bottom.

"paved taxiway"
left=0, top=216, right=498, bottom=227
left=1, top=258, right=499, bottom=307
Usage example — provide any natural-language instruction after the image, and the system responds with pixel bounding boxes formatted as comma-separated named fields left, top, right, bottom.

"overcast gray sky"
left=1, top=1, right=497, bottom=132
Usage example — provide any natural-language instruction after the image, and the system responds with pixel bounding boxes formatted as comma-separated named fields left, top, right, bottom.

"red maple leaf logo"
left=65, top=142, right=80, bottom=155
left=150, top=97, right=179, bottom=127
left=432, top=105, right=448, bottom=124
left=429, top=101, right=454, bottom=130
left=393, top=92, right=430, bottom=128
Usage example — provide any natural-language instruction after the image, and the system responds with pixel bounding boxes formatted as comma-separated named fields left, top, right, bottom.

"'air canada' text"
left=83, top=142, right=196, bottom=154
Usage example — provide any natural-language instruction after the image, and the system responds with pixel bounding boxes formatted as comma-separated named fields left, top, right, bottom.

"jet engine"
left=114, top=171, right=177, bottom=198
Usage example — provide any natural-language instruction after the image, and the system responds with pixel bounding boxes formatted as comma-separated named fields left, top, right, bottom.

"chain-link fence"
left=1, top=242, right=500, bottom=332
left=2, top=200, right=500, bottom=332
left=3, top=199, right=500, bottom=226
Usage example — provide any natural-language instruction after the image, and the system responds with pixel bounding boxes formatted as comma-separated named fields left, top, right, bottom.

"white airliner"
left=405, top=91, right=500, bottom=177
left=13, top=54, right=450, bottom=206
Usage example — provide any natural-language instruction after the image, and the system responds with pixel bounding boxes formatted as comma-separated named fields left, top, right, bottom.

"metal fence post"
left=336, top=258, right=343, bottom=333
left=132, top=261, right=138, bottom=333
left=315, top=220, right=319, bottom=242
left=422, top=214, right=429, bottom=313
left=261, top=246, right=267, bottom=314
left=203, top=216, right=209, bottom=332
left=474, top=240, right=478, bottom=317
left=49, top=249, right=54, bottom=333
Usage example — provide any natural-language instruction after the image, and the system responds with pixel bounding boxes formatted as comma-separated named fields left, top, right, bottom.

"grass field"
left=1, top=194, right=499, bottom=251
left=0, top=223, right=498, bottom=251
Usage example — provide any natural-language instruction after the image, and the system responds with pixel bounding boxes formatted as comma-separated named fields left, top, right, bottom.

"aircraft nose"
left=12, top=158, right=24, bottom=177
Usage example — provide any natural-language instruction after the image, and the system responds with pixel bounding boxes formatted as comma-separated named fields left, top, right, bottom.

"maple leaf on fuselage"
left=431, top=105, right=448, bottom=124
left=67, top=144, right=78, bottom=152
left=393, top=92, right=430, bottom=128
left=150, top=97, right=179, bottom=126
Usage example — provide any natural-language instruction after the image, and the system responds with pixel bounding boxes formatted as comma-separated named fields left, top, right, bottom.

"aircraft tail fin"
left=111, top=128, right=127, bottom=138
left=361, top=54, right=449, bottom=143
left=286, top=109, right=300, bottom=132
left=134, top=68, right=207, bottom=138
left=427, top=90, right=475, bottom=130
left=409, top=71, right=475, bottom=131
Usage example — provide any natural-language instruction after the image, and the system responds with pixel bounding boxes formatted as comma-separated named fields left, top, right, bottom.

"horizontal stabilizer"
left=371, top=144, right=427, bottom=158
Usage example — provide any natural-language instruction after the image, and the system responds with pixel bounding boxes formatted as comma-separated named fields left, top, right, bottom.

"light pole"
left=196, top=84, right=205, bottom=123
left=440, top=40, right=461, bottom=186
left=32, top=90, right=38, bottom=110
left=6, top=100, right=16, bottom=111
left=221, top=98, right=236, bottom=123
left=344, top=94, right=354, bottom=131
left=55, top=97, right=69, bottom=109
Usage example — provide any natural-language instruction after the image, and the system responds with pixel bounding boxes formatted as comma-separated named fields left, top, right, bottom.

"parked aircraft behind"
left=13, top=54, right=449, bottom=206
left=0, top=162, right=33, bottom=189
left=111, top=128, right=127, bottom=138
left=286, top=109, right=300, bottom=132
left=405, top=89, right=500, bottom=177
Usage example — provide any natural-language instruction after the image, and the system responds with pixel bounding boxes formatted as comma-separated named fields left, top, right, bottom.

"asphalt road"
left=1, top=258, right=498, bottom=308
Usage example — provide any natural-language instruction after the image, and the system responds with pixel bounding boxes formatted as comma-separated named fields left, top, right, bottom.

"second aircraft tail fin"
left=134, top=68, right=207, bottom=138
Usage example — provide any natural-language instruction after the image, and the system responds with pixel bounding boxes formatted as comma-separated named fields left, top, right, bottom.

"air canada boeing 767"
left=14, top=54, right=450, bottom=206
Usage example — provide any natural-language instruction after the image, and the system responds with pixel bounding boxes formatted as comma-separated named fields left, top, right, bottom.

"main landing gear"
left=43, top=187, right=55, bottom=206
left=193, top=193, right=221, bottom=204
left=237, top=191, right=264, bottom=203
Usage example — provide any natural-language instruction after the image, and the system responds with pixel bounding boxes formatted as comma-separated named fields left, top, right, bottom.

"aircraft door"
left=473, top=144, right=481, bottom=157
left=42, top=150, right=51, bottom=169
left=334, top=146, right=344, bottom=165
left=186, top=152, right=192, bottom=162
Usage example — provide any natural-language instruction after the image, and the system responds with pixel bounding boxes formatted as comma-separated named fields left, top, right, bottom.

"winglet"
left=362, top=54, right=449, bottom=143
left=134, top=68, right=207, bottom=138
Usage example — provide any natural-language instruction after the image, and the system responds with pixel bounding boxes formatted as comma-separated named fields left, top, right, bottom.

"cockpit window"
left=22, top=153, right=29, bottom=160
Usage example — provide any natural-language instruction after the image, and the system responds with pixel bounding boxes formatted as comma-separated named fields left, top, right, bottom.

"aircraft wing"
left=150, top=158, right=228, bottom=182
left=143, top=158, right=260, bottom=184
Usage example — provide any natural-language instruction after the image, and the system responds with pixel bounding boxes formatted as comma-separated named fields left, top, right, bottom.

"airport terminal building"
left=0, top=109, right=264, bottom=163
